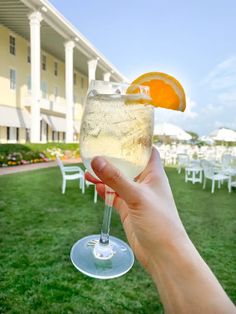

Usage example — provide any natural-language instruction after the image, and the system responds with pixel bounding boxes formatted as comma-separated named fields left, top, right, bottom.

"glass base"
left=70, top=234, right=134, bottom=279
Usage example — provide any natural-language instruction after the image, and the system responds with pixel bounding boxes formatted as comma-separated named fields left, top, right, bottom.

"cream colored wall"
left=0, top=126, right=7, bottom=143
left=0, top=24, right=88, bottom=117
left=42, top=52, right=65, bottom=103
left=48, top=128, right=52, bottom=142
left=0, top=25, right=29, bottom=108
left=19, top=128, right=26, bottom=143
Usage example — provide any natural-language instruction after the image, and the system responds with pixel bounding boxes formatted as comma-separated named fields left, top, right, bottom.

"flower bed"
left=0, top=143, right=79, bottom=167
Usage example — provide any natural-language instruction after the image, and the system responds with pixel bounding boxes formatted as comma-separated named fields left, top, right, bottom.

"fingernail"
left=92, top=157, right=107, bottom=172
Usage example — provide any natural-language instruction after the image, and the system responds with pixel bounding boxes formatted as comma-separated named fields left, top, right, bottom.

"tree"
left=186, top=131, right=199, bottom=141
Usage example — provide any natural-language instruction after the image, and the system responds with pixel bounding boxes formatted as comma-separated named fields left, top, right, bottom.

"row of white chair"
left=56, top=156, right=98, bottom=202
left=179, top=157, right=236, bottom=193
left=157, top=143, right=236, bottom=164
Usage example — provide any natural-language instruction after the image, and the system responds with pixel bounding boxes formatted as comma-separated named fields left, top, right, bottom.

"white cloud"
left=184, top=97, right=198, bottom=118
left=154, top=96, right=198, bottom=131
left=201, top=103, right=223, bottom=115
left=195, top=56, right=236, bottom=135
left=203, top=56, right=236, bottom=104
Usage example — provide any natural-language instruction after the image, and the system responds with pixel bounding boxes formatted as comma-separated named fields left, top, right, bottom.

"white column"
left=88, top=59, right=98, bottom=85
left=64, top=40, right=75, bottom=143
left=29, top=11, right=43, bottom=143
left=103, top=72, right=111, bottom=82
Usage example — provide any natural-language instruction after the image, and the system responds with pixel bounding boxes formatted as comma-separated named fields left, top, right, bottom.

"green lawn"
left=0, top=166, right=235, bottom=313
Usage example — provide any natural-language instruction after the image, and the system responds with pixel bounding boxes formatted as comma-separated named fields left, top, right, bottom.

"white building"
left=0, top=0, right=127, bottom=143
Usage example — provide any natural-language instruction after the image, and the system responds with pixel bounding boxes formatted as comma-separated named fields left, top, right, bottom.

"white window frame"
left=73, top=72, right=77, bottom=85
left=54, top=86, right=59, bottom=99
left=10, top=68, right=16, bottom=90
left=42, top=54, right=47, bottom=71
left=27, top=75, right=31, bottom=93
left=7, top=127, right=17, bottom=143
left=27, top=46, right=31, bottom=63
left=54, top=61, right=58, bottom=76
left=41, top=81, right=47, bottom=98
left=80, top=96, right=84, bottom=106
left=80, top=77, right=84, bottom=89
left=9, top=34, right=16, bottom=55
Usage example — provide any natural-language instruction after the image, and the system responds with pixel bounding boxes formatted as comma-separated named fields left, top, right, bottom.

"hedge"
left=0, top=143, right=79, bottom=154
left=0, top=143, right=80, bottom=167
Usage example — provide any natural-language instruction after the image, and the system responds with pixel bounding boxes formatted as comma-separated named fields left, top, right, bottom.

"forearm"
left=148, top=234, right=235, bottom=314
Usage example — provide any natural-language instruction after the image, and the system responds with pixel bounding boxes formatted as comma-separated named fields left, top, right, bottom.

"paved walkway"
left=0, top=158, right=82, bottom=176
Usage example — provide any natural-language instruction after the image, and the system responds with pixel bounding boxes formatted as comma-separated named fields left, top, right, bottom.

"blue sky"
left=51, top=0, right=236, bottom=135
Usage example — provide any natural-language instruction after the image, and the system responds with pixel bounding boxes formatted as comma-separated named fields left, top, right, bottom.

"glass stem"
left=99, top=185, right=115, bottom=245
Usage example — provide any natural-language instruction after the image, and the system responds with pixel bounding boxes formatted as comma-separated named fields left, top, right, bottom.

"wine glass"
left=70, top=80, right=154, bottom=279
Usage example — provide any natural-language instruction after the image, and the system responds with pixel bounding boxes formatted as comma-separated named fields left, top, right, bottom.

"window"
left=54, top=86, right=58, bottom=98
left=26, top=129, right=30, bottom=142
left=9, top=35, right=16, bottom=55
left=54, top=62, right=58, bottom=76
left=7, top=127, right=10, bottom=140
left=80, top=96, right=84, bottom=106
left=73, top=73, right=77, bottom=85
left=27, top=75, right=31, bottom=92
left=42, top=55, right=47, bottom=70
left=41, top=81, right=47, bottom=98
left=16, top=128, right=19, bottom=142
left=6, top=127, right=17, bottom=142
left=46, top=124, right=49, bottom=142
left=27, top=47, right=31, bottom=63
left=63, top=132, right=65, bottom=142
left=10, top=69, right=16, bottom=90
left=80, top=77, right=84, bottom=89
left=40, top=120, right=42, bottom=142
left=52, top=131, right=58, bottom=142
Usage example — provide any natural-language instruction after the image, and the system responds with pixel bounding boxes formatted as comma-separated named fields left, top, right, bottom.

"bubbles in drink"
left=80, top=93, right=154, bottom=180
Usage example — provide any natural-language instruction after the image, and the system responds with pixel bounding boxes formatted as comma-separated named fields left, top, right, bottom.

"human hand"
left=86, top=148, right=236, bottom=313
left=85, top=147, right=187, bottom=273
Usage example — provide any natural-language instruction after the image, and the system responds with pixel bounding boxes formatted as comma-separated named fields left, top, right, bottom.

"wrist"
left=146, top=227, right=193, bottom=279
left=146, top=230, right=235, bottom=314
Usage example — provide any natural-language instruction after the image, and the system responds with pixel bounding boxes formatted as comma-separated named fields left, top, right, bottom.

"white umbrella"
left=154, top=123, right=192, bottom=141
left=210, top=128, right=236, bottom=142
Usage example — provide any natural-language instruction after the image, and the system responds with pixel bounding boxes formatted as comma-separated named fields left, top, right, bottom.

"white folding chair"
left=56, top=156, right=85, bottom=194
left=85, top=171, right=98, bottom=203
left=177, top=153, right=189, bottom=174
left=221, top=154, right=232, bottom=170
left=228, top=176, right=236, bottom=193
left=202, top=161, right=229, bottom=194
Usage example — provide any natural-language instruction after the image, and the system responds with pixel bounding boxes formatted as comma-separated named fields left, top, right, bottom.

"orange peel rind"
left=127, top=72, right=186, bottom=112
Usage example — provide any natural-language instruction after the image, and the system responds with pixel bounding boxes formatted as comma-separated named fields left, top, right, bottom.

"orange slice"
left=127, top=72, right=186, bottom=111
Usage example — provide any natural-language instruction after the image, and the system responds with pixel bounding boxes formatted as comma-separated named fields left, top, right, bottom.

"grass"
left=0, top=166, right=235, bottom=313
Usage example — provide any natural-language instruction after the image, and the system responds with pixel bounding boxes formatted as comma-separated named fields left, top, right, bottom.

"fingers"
left=135, top=147, right=165, bottom=183
left=96, top=183, right=105, bottom=199
left=85, top=171, right=101, bottom=184
left=95, top=183, right=129, bottom=224
left=145, top=147, right=165, bottom=175
left=91, top=156, right=140, bottom=206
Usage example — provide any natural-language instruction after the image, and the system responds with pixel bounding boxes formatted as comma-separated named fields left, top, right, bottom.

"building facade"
left=0, top=0, right=126, bottom=143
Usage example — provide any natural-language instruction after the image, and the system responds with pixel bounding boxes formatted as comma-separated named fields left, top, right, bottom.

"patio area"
left=0, top=165, right=235, bottom=313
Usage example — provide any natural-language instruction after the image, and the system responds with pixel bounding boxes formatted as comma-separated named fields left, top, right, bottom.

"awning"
left=41, top=114, right=66, bottom=132
left=0, top=105, right=31, bottom=128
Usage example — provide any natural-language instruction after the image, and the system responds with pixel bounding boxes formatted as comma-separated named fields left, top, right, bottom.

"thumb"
left=91, top=157, right=139, bottom=205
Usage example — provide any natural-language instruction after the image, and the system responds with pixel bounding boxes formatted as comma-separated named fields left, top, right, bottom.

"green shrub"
left=0, top=154, right=8, bottom=166
left=0, top=143, right=79, bottom=154
left=0, top=143, right=80, bottom=167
